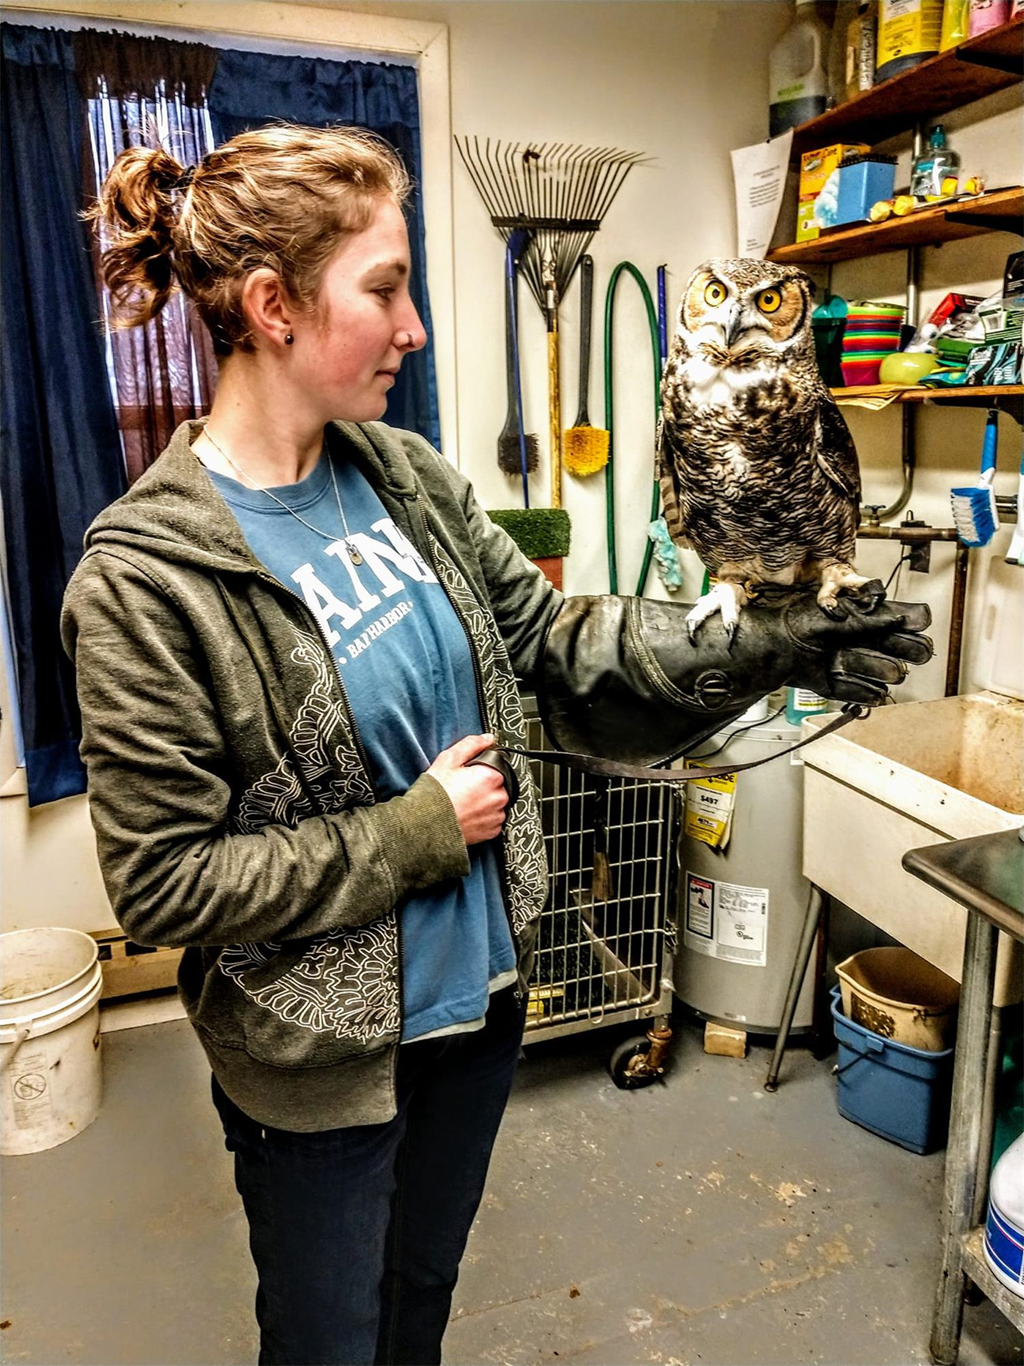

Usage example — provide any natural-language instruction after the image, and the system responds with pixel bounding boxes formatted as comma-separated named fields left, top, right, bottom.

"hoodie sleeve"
left=60, top=553, right=469, bottom=949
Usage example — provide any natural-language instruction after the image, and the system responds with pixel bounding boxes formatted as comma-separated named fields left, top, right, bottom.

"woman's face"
left=295, top=195, right=427, bottom=422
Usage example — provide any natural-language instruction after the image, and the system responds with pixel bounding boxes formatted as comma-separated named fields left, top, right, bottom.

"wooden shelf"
left=832, top=383, right=1023, bottom=414
left=769, top=188, right=1023, bottom=264
left=789, top=16, right=1023, bottom=158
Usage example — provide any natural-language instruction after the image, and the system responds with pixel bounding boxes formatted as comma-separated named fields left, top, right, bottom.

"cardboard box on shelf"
left=797, top=199, right=820, bottom=243
left=799, top=142, right=871, bottom=201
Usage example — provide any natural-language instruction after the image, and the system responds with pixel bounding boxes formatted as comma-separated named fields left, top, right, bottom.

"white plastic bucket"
left=1, top=928, right=103, bottom=1155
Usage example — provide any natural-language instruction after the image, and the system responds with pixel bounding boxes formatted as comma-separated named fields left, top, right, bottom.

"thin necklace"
left=200, top=428, right=364, bottom=566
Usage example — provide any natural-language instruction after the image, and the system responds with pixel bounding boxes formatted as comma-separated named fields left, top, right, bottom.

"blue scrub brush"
left=951, top=408, right=999, bottom=548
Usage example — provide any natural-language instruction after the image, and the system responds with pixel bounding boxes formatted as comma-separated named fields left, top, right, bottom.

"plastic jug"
left=770, top=0, right=832, bottom=137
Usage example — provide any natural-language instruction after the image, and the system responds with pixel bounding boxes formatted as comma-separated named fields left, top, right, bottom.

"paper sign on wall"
left=730, top=130, right=793, bottom=259
left=684, top=872, right=769, bottom=967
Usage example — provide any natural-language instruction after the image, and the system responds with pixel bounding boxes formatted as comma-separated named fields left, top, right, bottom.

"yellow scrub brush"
left=564, top=255, right=609, bottom=477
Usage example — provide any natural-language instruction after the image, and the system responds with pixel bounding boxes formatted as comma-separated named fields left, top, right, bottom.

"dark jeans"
left=211, top=986, right=526, bottom=1366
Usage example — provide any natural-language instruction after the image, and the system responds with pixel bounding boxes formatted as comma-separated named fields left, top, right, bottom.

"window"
left=86, top=73, right=218, bottom=484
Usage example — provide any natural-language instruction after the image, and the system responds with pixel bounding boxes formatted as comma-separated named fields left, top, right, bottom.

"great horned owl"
left=658, top=258, right=867, bottom=642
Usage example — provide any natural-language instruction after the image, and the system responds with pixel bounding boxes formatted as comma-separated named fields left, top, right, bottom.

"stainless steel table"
left=902, top=829, right=1024, bottom=1366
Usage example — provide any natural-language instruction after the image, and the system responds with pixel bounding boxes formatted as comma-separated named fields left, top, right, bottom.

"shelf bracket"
left=953, top=49, right=1024, bottom=75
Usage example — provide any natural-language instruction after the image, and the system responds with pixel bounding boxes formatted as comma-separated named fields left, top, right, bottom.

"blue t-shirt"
left=207, top=443, right=515, bottom=1041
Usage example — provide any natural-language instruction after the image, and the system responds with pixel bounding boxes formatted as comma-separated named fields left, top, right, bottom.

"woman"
left=63, top=124, right=931, bottom=1366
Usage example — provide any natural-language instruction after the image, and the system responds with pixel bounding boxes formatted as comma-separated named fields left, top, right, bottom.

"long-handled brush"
left=497, top=232, right=538, bottom=491
left=951, top=407, right=999, bottom=547
left=564, top=255, right=609, bottom=477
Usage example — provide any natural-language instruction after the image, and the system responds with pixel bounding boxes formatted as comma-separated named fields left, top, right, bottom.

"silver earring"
left=284, top=333, right=294, bottom=346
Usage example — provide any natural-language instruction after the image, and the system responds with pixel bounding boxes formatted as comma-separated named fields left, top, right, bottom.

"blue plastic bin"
left=830, top=986, right=954, bottom=1154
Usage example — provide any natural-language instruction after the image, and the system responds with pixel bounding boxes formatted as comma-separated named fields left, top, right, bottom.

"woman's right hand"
left=427, top=734, right=509, bottom=846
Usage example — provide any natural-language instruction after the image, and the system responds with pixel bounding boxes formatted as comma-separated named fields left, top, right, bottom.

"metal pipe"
left=856, top=525, right=958, bottom=542
left=946, top=542, right=970, bottom=697
left=764, top=884, right=825, bottom=1092
left=906, top=243, right=922, bottom=334
left=875, top=402, right=917, bottom=523
left=856, top=524, right=968, bottom=696
left=874, top=145, right=924, bottom=526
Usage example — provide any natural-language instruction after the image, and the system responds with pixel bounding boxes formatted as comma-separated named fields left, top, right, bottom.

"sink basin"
left=800, top=692, right=1023, bottom=1006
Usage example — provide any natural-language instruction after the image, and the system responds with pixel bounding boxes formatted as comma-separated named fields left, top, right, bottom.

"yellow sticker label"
left=684, top=766, right=738, bottom=850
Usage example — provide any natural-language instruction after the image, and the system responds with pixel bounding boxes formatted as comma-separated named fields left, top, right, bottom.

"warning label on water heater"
left=684, top=872, right=769, bottom=966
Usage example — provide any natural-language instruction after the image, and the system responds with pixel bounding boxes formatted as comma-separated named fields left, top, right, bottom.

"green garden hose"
left=603, top=262, right=662, bottom=595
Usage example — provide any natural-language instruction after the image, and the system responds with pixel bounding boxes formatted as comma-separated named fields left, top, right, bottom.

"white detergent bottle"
left=770, top=0, right=832, bottom=137
left=985, top=1132, right=1024, bottom=1296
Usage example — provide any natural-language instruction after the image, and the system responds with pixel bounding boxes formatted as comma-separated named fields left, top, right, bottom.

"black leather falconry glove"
left=538, top=580, right=932, bottom=766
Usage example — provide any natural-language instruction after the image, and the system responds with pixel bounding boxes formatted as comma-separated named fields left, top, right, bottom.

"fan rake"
left=454, top=138, right=644, bottom=507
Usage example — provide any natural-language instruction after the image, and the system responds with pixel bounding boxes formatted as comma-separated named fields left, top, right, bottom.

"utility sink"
left=800, top=692, right=1023, bottom=1006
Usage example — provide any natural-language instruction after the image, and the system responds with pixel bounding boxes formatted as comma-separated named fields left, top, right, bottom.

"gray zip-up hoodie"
left=62, top=419, right=561, bottom=1131
left=65, top=416, right=891, bottom=1130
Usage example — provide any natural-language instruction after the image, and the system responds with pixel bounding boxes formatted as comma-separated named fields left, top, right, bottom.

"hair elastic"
left=171, top=165, right=196, bottom=191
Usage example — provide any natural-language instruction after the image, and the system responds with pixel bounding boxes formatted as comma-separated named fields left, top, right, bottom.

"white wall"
left=385, top=0, right=792, bottom=606
left=3, top=1, right=1021, bottom=940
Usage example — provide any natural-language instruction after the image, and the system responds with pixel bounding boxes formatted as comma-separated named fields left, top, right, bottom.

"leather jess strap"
left=498, top=702, right=869, bottom=787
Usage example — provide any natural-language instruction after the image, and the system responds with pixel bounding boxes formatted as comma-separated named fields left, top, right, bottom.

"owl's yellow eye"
left=704, top=279, right=727, bottom=306
left=757, top=288, right=783, bottom=314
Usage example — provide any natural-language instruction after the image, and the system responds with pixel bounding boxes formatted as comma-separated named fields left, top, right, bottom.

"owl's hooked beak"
left=722, top=304, right=745, bottom=349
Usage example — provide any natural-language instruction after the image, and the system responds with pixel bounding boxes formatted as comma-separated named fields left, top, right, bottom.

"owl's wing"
left=656, top=417, right=692, bottom=548
left=814, top=397, right=861, bottom=505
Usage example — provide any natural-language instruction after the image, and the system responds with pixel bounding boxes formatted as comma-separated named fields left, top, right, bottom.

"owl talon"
left=816, top=565, right=870, bottom=615
left=685, top=581, right=746, bottom=645
left=725, top=620, right=738, bottom=649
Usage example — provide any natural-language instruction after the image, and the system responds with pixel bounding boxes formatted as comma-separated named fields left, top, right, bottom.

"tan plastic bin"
left=835, top=947, right=959, bottom=1052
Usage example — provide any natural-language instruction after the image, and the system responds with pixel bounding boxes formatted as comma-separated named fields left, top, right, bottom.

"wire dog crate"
left=519, top=693, right=679, bottom=1050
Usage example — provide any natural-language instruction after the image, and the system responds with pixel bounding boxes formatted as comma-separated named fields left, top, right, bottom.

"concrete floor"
left=2, top=1010, right=1021, bottom=1366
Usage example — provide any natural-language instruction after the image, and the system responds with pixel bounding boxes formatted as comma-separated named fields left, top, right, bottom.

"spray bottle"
left=910, top=125, right=961, bottom=201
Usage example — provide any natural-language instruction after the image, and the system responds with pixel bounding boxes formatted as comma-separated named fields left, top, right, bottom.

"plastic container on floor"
left=835, top=945, right=960, bottom=1051
left=0, top=927, right=104, bottom=1155
left=830, top=986, right=954, bottom=1154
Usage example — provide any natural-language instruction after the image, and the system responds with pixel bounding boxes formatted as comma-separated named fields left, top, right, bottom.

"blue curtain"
left=207, top=50, right=440, bottom=450
left=1, top=25, right=127, bottom=806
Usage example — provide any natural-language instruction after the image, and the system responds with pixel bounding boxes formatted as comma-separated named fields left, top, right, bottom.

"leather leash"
left=499, top=702, right=869, bottom=787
